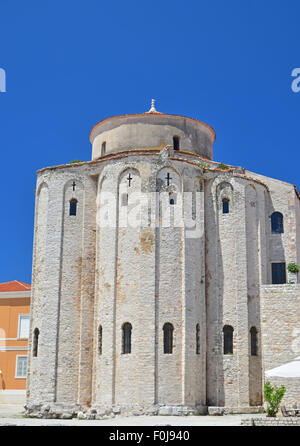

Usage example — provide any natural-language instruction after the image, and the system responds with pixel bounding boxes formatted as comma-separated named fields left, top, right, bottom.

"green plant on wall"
left=70, top=160, right=83, bottom=164
left=287, top=262, right=299, bottom=274
left=217, top=163, right=230, bottom=170
left=263, top=381, right=286, bottom=417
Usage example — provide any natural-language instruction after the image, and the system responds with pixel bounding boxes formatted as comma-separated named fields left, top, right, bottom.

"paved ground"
left=0, top=405, right=250, bottom=426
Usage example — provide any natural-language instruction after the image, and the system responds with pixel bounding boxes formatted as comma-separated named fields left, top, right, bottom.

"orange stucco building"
left=0, top=281, right=31, bottom=403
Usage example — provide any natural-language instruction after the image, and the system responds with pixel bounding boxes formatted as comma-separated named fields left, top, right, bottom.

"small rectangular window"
left=271, top=263, right=286, bottom=284
left=69, top=199, right=77, bottom=216
left=101, top=142, right=106, bottom=156
left=15, top=356, right=28, bottom=378
left=18, top=315, right=30, bottom=339
left=222, top=199, right=229, bottom=214
left=173, top=136, right=180, bottom=150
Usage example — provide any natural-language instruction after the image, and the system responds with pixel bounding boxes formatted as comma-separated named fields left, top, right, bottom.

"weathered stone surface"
left=208, top=407, right=225, bottom=416
left=26, top=110, right=300, bottom=417
left=61, top=413, right=73, bottom=419
left=242, top=417, right=300, bottom=426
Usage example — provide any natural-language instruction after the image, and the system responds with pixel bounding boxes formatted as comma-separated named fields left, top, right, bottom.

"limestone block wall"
left=247, top=172, right=299, bottom=283
left=27, top=165, right=96, bottom=407
left=93, top=170, right=117, bottom=408
left=27, top=172, right=66, bottom=404
left=27, top=182, right=49, bottom=403
left=27, top=145, right=300, bottom=415
left=182, top=175, right=206, bottom=408
left=261, top=284, right=300, bottom=406
left=205, top=175, right=266, bottom=409
left=55, top=179, right=84, bottom=403
left=92, top=155, right=207, bottom=410
left=206, top=175, right=248, bottom=408
left=93, top=160, right=158, bottom=409
left=115, top=169, right=143, bottom=406
left=90, top=114, right=215, bottom=160
left=295, top=194, right=300, bottom=271
left=245, top=184, right=262, bottom=406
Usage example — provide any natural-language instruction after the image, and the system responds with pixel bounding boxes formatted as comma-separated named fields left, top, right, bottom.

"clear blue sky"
left=0, top=0, right=299, bottom=283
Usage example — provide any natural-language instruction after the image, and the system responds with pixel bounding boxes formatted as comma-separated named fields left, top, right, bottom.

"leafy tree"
left=263, top=381, right=286, bottom=417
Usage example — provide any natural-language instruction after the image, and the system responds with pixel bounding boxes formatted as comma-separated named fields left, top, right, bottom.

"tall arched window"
left=98, top=325, right=102, bottom=355
left=196, top=324, right=200, bottom=354
left=163, top=323, right=174, bottom=354
left=250, top=326, right=258, bottom=356
left=271, top=212, right=284, bottom=234
left=101, top=141, right=106, bottom=156
left=33, top=328, right=39, bottom=357
left=69, top=199, right=77, bottom=216
left=122, top=323, right=132, bottom=354
left=173, top=136, right=180, bottom=151
left=223, top=325, right=233, bottom=355
left=222, top=198, right=229, bottom=214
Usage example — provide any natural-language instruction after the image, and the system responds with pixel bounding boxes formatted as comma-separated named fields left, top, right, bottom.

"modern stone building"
left=26, top=102, right=300, bottom=418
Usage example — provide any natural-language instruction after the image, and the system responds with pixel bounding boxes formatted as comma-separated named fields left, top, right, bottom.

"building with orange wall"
left=0, top=281, right=31, bottom=404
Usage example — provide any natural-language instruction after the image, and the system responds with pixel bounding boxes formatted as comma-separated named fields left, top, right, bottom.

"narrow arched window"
left=250, top=326, right=258, bottom=356
left=223, top=325, right=233, bottom=355
left=222, top=198, right=229, bottom=214
left=122, top=323, right=132, bottom=354
left=33, top=328, right=39, bottom=357
left=101, top=141, right=106, bottom=156
left=173, top=136, right=180, bottom=151
left=196, top=324, right=200, bottom=354
left=98, top=325, right=102, bottom=355
left=69, top=199, right=77, bottom=216
left=169, top=192, right=177, bottom=205
left=271, top=212, right=283, bottom=234
left=121, top=193, right=128, bottom=206
left=163, top=323, right=174, bottom=354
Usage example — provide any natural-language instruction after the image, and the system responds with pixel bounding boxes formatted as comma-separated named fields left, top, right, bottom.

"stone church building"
left=26, top=102, right=300, bottom=418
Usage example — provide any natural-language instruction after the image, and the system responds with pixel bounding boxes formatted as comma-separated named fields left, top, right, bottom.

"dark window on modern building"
left=271, top=212, right=284, bottom=234
left=250, top=326, right=258, bottom=356
left=33, top=328, right=39, bottom=357
left=122, top=323, right=132, bottom=354
left=223, top=325, right=233, bottom=354
left=163, top=323, right=174, bottom=354
left=222, top=198, right=229, bottom=214
left=196, top=324, right=200, bottom=354
left=173, top=136, right=180, bottom=151
left=101, top=142, right=106, bottom=156
left=98, top=325, right=102, bottom=355
left=271, top=263, right=286, bottom=284
left=69, top=199, right=77, bottom=216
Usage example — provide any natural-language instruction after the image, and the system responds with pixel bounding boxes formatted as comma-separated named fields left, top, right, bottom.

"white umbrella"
left=265, top=357, right=300, bottom=378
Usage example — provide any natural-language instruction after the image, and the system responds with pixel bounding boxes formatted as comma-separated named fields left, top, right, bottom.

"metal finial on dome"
left=147, top=99, right=157, bottom=113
